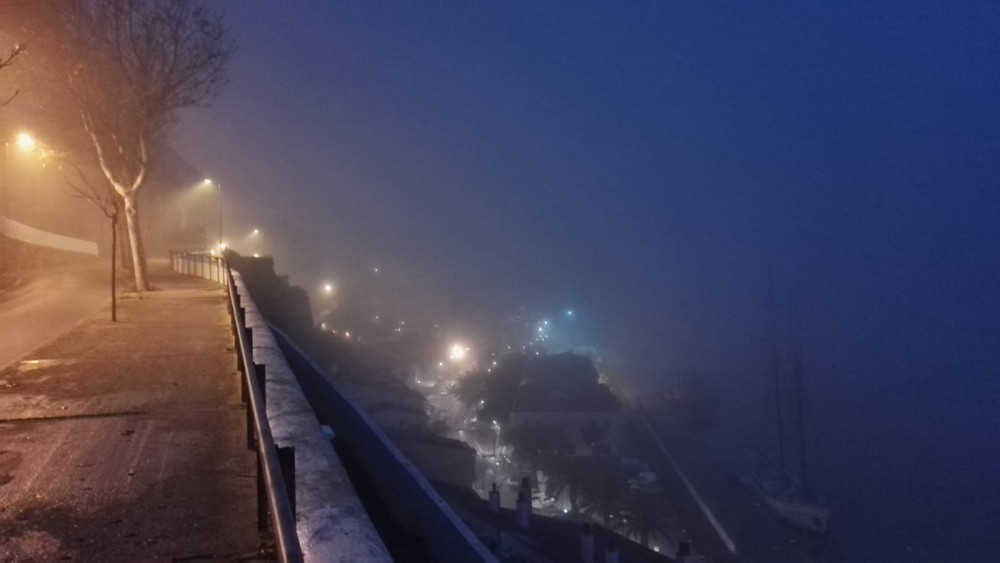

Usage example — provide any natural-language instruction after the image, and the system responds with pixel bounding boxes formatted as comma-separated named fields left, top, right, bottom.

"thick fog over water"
left=174, top=3, right=999, bottom=561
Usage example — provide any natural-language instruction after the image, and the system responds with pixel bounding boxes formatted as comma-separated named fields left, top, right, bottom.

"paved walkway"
left=0, top=262, right=109, bottom=372
left=0, top=262, right=262, bottom=561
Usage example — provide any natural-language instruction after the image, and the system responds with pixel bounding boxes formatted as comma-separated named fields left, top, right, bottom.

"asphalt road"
left=0, top=262, right=111, bottom=371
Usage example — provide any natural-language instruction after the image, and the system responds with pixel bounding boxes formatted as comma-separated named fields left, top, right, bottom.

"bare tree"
left=2, top=1, right=235, bottom=290
left=0, top=42, right=23, bottom=105
left=65, top=163, right=121, bottom=320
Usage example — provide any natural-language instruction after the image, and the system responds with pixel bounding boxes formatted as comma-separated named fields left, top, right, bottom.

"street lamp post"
left=2, top=139, right=8, bottom=270
left=2, top=133, right=37, bottom=270
left=217, top=182, right=222, bottom=250
left=203, top=179, right=222, bottom=250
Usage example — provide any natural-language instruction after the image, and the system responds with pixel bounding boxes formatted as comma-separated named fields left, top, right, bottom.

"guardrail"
left=172, top=251, right=303, bottom=563
left=170, top=250, right=225, bottom=283
left=270, top=326, right=497, bottom=563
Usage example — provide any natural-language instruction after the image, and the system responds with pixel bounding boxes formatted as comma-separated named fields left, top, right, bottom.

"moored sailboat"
left=742, top=454, right=834, bottom=533
left=743, top=275, right=836, bottom=534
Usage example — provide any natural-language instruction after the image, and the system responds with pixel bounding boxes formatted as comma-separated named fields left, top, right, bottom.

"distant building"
left=434, top=480, right=676, bottom=562
left=510, top=353, right=623, bottom=457
left=523, top=352, right=603, bottom=384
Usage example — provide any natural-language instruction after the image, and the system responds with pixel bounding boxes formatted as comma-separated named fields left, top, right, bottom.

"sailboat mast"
left=767, top=266, right=786, bottom=470
left=791, top=299, right=809, bottom=489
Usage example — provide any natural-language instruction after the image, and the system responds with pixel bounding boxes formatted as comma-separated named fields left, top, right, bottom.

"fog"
left=173, top=4, right=999, bottom=561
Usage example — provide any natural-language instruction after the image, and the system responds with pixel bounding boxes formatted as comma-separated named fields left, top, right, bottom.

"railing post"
left=245, top=354, right=259, bottom=453
left=238, top=320, right=250, bottom=373
left=257, top=454, right=269, bottom=533
left=240, top=358, right=249, bottom=403
left=247, top=395, right=256, bottom=450
left=256, top=362, right=266, bottom=405
left=277, top=446, right=296, bottom=517
left=235, top=325, right=245, bottom=374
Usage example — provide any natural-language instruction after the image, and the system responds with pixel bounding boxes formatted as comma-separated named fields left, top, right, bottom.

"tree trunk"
left=116, top=215, right=132, bottom=271
left=110, top=213, right=117, bottom=321
left=123, top=193, right=148, bottom=291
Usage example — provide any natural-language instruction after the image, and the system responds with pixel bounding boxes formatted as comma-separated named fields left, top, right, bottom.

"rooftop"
left=434, top=482, right=674, bottom=563
left=512, top=378, right=620, bottom=413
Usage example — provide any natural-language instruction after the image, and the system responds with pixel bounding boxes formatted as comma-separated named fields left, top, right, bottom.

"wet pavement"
left=0, top=262, right=264, bottom=561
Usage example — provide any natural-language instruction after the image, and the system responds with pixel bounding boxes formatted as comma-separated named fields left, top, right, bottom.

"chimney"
left=604, top=536, right=619, bottom=563
left=515, top=491, right=530, bottom=529
left=580, top=523, right=595, bottom=563
left=489, top=483, right=501, bottom=513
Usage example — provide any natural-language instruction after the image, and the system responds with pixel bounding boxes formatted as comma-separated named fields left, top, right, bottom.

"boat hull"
left=740, top=460, right=836, bottom=534
left=765, top=495, right=833, bottom=533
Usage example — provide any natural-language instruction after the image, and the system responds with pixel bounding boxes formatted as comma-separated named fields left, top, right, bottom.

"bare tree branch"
left=1, top=0, right=236, bottom=291
left=0, top=42, right=23, bottom=105
left=63, top=159, right=119, bottom=221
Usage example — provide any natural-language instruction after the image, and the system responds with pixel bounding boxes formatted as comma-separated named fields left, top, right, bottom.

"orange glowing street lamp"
left=16, top=133, right=36, bottom=152
left=2, top=132, right=39, bottom=267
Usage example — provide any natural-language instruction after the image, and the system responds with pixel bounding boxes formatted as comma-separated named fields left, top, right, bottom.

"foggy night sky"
left=174, top=3, right=999, bottom=557
left=177, top=2, right=998, bottom=379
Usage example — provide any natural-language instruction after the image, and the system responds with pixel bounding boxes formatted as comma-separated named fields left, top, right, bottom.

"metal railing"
left=271, top=326, right=497, bottom=563
left=169, top=249, right=226, bottom=283
left=172, top=251, right=303, bottom=563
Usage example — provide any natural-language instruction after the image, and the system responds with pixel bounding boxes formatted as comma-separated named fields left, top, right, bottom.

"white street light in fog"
left=449, top=343, right=469, bottom=361
left=16, top=133, right=36, bottom=152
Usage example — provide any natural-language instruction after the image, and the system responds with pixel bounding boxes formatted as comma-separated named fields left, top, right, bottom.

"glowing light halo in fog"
left=16, top=133, right=36, bottom=152
left=449, top=343, right=468, bottom=361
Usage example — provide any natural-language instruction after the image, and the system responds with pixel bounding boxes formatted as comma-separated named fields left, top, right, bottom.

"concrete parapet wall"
left=272, top=329, right=498, bottom=563
left=233, top=271, right=393, bottom=563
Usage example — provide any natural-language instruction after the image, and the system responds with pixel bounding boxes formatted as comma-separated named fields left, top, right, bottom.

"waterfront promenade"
left=0, top=263, right=263, bottom=561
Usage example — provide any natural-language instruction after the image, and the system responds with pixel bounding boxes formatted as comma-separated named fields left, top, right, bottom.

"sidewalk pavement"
left=0, top=261, right=263, bottom=561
